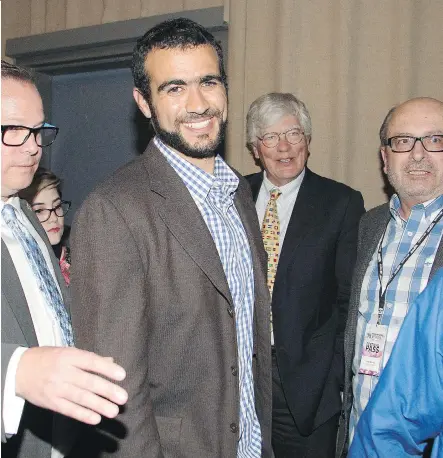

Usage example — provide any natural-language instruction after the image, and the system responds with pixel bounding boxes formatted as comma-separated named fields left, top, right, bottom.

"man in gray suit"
left=1, top=61, right=128, bottom=458
left=70, top=18, right=272, bottom=458
left=337, top=97, right=443, bottom=457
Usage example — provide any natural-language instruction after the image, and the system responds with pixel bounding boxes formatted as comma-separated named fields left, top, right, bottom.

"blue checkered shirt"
left=155, top=137, right=262, bottom=457
left=350, top=194, right=443, bottom=440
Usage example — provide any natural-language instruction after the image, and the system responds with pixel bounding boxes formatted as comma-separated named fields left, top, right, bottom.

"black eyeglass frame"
left=1, top=123, right=59, bottom=147
left=33, top=200, right=71, bottom=223
left=257, top=128, right=305, bottom=148
left=384, top=135, right=443, bottom=153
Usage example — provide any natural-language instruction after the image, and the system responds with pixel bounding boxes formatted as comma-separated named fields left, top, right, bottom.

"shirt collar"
left=0, top=195, right=21, bottom=211
left=263, top=168, right=305, bottom=196
left=389, top=193, right=443, bottom=223
left=154, top=136, right=239, bottom=203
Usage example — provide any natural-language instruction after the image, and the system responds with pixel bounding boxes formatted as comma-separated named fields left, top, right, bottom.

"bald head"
left=380, top=97, right=443, bottom=145
left=379, top=97, right=443, bottom=217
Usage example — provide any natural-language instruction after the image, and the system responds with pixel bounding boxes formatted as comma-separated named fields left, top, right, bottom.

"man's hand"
left=15, top=346, right=128, bottom=425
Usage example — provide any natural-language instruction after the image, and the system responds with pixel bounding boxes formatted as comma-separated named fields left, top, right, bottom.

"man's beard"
left=150, top=108, right=226, bottom=159
left=386, top=159, right=437, bottom=200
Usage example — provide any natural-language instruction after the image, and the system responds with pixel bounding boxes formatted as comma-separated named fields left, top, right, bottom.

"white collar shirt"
left=256, top=168, right=305, bottom=249
left=1, top=196, right=65, bottom=458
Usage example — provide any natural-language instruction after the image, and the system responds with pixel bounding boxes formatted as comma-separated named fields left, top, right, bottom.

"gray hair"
left=246, top=92, right=312, bottom=150
left=379, top=105, right=397, bottom=145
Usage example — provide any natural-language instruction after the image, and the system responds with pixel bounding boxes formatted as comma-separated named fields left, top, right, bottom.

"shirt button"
left=407, top=231, right=413, bottom=236
left=230, top=422, right=238, bottom=433
left=386, top=302, right=393, bottom=309
left=231, top=366, right=238, bottom=376
left=227, top=306, right=234, bottom=318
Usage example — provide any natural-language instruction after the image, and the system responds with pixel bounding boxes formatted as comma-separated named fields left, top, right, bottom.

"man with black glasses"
left=1, top=60, right=128, bottom=458
left=337, top=97, right=443, bottom=457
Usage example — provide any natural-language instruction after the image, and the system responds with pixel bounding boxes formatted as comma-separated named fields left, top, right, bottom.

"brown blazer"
left=69, top=141, right=272, bottom=458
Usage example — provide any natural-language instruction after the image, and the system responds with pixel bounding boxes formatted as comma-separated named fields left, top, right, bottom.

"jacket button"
left=227, top=306, right=234, bottom=317
left=231, top=366, right=238, bottom=376
left=341, top=410, right=345, bottom=419
left=230, top=422, right=238, bottom=433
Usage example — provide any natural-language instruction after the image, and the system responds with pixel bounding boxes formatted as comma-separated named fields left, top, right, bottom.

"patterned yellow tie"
left=261, top=189, right=282, bottom=295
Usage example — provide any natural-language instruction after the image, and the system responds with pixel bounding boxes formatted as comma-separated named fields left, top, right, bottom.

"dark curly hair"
left=131, top=17, right=227, bottom=103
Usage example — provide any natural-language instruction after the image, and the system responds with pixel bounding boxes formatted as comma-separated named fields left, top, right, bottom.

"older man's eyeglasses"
left=1, top=123, right=59, bottom=147
left=33, top=201, right=71, bottom=223
left=258, top=128, right=305, bottom=148
left=385, top=135, right=443, bottom=153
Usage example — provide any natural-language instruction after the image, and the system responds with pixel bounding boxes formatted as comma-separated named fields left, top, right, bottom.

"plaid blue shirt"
left=155, top=137, right=262, bottom=457
left=350, top=193, right=443, bottom=440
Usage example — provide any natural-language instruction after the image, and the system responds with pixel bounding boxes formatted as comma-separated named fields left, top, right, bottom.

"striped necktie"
left=2, top=204, right=74, bottom=346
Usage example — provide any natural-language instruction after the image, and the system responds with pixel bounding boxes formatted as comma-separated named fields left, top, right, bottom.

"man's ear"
left=252, top=144, right=260, bottom=161
left=133, top=88, right=152, bottom=118
left=380, top=146, right=388, bottom=174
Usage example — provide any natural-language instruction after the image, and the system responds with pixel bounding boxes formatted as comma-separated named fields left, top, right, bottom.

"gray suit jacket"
left=69, top=141, right=272, bottom=458
left=336, top=202, right=443, bottom=457
left=1, top=199, right=70, bottom=458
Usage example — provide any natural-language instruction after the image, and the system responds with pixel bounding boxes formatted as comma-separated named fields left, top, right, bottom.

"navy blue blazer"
left=246, top=168, right=365, bottom=435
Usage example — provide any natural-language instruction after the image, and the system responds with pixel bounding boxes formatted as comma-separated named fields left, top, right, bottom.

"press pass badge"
left=358, top=324, right=388, bottom=376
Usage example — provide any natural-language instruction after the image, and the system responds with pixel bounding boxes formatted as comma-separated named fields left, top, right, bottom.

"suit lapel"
left=235, top=178, right=268, bottom=290
left=353, top=208, right=390, bottom=294
left=277, top=170, right=324, bottom=272
left=1, top=240, right=39, bottom=346
left=247, top=172, right=264, bottom=201
left=431, top=231, right=443, bottom=277
left=20, top=199, right=70, bottom=310
left=234, top=176, right=270, bottom=358
left=143, top=144, right=233, bottom=305
left=345, top=205, right=390, bottom=364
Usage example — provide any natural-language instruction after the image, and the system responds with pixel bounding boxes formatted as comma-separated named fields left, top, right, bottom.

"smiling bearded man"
left=69, top=18, right=272, bottom=458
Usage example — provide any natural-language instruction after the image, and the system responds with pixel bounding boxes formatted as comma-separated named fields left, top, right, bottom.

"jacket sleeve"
left=333, top=190, right=365, bottom=388
left=349, top=269, right=443, bottom=457
left=69, top=192, right=164, bottom=458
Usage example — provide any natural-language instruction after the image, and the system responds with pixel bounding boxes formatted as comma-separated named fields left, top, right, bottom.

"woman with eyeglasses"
left=19, top=168, right=72, bottom=285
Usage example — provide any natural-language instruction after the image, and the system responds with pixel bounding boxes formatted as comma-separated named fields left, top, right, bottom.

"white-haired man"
left=246, top=92, right=365, bottom=458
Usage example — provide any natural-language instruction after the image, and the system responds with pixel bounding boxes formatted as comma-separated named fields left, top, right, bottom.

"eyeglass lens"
left=261, top=129, right=303, bottom=147
left=2, top=125, right=58, bottom=147
left=35, top=202, right=70, bottom=222
left=390, top=135, right=443, bottom=152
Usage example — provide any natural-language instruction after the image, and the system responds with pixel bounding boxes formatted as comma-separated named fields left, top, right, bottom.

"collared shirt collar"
left=0, top=196, right=22, bottom=212
left=154, top=136, right=239, bottom=204
left=389, top=193, right=443, bottom=224
left=263, top=168, right=305, bottom=196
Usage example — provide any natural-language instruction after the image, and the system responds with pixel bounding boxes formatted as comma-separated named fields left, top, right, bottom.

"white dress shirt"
left=256, top=169, right=305, bottom=345
left=256, top=168, right=306, bottom=249
left=1, top=196, right=64, bottom=441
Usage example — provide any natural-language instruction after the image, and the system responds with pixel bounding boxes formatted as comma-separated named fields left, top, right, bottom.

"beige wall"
left=3, top=0, right=443, bottom=209
left=226, top=0, right=443, bottom=210
left=2, top=0, right=222, bottom=45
